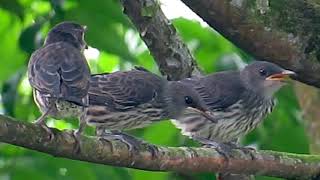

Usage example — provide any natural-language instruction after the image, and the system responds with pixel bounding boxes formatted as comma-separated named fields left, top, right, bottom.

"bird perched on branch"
left=28, top=21, right=90, bottom=142
left=170, top=61, right=295, bottom=153
left=86, top=67, right=215, bottom=148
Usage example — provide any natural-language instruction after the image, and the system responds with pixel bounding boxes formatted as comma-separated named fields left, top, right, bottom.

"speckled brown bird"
left=170, top=61, right=295, bottom=152
left=28, top=21, right=90, bottom=140
left=86, top=67, right=215, bottom=146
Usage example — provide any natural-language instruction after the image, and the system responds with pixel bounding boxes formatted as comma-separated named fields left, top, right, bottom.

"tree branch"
left=120, top=0, right=201, bottom=80
left=181, top=0, right=320, bottom=88
left=0, top=114, right=319, bottom=179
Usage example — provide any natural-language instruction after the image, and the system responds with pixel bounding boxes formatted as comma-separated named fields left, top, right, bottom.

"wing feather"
left=89, top=69, right=165, bottom=110
left=180, top=71, right=244, bottom=111
left=28, top=42, right=90, bottom=105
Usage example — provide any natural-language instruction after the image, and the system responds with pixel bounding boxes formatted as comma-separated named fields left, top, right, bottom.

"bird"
left=85, top=67, right=215, bottom=149
left=170, top=61, right=295, bottom=153
left=28, top=21, right=91, bottom=142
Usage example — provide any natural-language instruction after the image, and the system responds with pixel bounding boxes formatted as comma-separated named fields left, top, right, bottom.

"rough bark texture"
left=120, top=0, right=202, bottom=80
left=0, top=114, right=320, bottom=179
left=181, top=0, right=320, bottom=88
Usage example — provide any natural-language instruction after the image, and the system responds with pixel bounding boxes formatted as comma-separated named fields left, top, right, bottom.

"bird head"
left=167, top=81, right=216, bottom=122
left=240, top=61, right=295, bottom=99
left=44, top=21, right=88, bottom=51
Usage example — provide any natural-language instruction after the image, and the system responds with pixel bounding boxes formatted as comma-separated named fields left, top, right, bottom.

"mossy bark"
left=181, top=0, right=320, bottom=88
left=0, top=114, right=319, bottom=179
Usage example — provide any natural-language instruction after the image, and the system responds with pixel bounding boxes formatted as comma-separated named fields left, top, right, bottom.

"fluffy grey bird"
left=86, top=67, right=215, bottom=147
left=28, top=21, right=90, bottom=140
left=170, top=61, right=295, bottom=151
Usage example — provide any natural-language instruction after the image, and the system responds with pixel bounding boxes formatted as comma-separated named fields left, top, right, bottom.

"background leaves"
left=0, top=0, right=308, bottom=180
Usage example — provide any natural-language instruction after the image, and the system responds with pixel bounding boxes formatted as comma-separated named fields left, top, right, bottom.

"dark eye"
left=259, top=68, right=267, bottom=76
left=184, top=96, right=193, bottom=104
left=152, top=91, right=157, bottom=99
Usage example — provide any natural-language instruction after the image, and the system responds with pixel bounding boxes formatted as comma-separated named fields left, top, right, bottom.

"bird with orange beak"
left=170, top=61, right=295, bottom=153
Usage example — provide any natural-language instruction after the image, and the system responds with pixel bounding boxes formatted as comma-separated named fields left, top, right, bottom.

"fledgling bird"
left=86, top=67, right=215, bottom=146
left=28, top=21, right=90, bottom=140
left=170, top=61, right=295, bottom=152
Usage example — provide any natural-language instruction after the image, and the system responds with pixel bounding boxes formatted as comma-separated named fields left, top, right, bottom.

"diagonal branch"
left=0, top=114, right=320, bottom=180
left=120, top=0, right=201, bottom=80
left=181, top=0, right=320, bottom=88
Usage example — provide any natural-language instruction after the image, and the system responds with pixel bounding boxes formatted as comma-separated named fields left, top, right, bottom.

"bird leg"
left=34, top=106, right=54, bottom=140
left=72, top=97, right=90, bottom=153
left=72, top=107, right=88, bottom=154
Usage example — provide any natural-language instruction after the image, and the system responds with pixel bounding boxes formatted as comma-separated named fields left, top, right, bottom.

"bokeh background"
left=0, top=0, right=309, bottom=180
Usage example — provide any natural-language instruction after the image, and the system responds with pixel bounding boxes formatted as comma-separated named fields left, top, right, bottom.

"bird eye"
left=184, top=96, right=193, bottom=105
left=259, top=68, right=267, bottom=76
left=152, top=91, right=157, bottom=99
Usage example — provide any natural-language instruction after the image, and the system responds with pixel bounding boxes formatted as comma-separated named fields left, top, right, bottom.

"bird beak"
left=186, top=107, right=217, bottom=123
left=266, top=70, right=295, bottom=81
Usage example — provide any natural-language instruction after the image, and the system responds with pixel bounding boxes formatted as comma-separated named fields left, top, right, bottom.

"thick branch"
left=0, top=115, right=319, bottom=179
left=120, top=0, right=201, bottom=80
left=181, top=0, right=320, bottom=88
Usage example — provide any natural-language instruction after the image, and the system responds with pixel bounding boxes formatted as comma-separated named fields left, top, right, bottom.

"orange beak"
left=266, top=70, right=295, bottom=81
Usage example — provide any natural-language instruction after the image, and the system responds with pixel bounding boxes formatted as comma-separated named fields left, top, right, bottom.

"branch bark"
left=181, top=0, right=320, bottom=88
left=120, top=0, right=201, bottom=80
left=0, top=114, right=319, bottom=179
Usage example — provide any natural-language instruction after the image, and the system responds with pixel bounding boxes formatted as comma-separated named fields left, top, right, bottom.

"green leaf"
left=19, top=21, right=44, bottom=53
left=0, top=9, right=26, bottom=82
left=0, top=0, right=24, bottom=19
left=65, top=0, right=135, bottom=61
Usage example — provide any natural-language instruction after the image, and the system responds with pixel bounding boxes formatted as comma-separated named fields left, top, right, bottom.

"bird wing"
left=89, top=69, right=165, bottom=109
left=180, top=71, right=244, bottom=111
left=28, top=42, right=90, bottom=105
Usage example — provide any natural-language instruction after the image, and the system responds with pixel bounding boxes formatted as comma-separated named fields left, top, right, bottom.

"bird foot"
left=72, top=129, right=82, bottom=154
left=110, top=132, right=159, bottom=158
left=146, top=144, right=159, bottom=158
left=203, top=141, right=235, bottom=159
left=208, top=142, right=256, bottom=160
left=233, top=145, right=257, bottom=160
left=98, top=132, right=142, bottom=156
left=35, top=121, right=55, bottom=141
left=194, top=137, right=234, bottom=159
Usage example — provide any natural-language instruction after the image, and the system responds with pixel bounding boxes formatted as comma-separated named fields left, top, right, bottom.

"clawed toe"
left=236, top=146, right=257, bottom=160
left=72, top=130, right=82, bottom=154
left=202, top=141, right=234, bottom=159
left=98, top=132, right=142, bottom=156
left=146, top=144, right=159, bottom=158
left=35, top=122, right=55, bottom=141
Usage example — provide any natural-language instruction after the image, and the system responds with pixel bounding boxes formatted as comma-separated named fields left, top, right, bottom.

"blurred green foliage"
left=0, top=0, right=308, bottom=180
